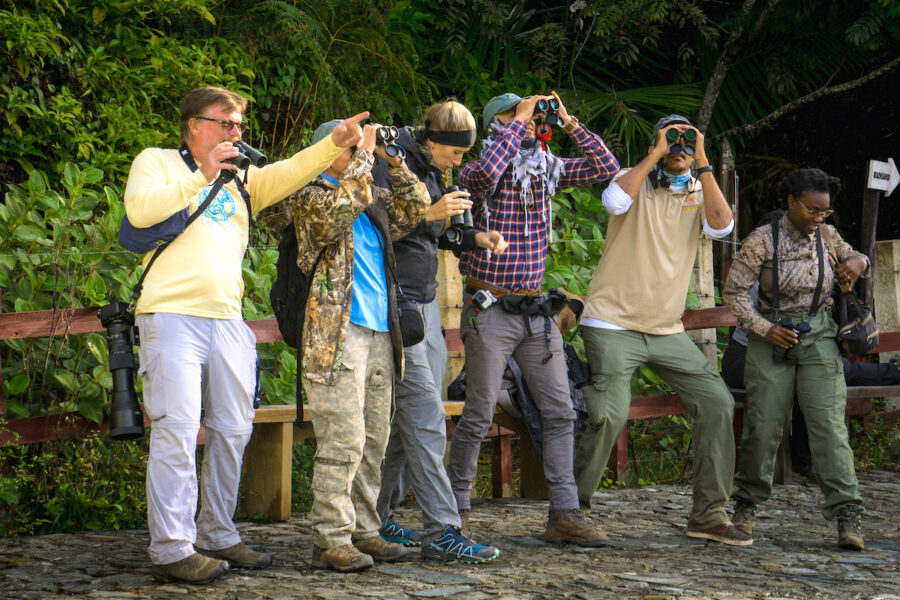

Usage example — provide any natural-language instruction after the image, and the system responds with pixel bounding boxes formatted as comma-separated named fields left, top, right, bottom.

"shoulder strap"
left=180, top=143, right=252, bottom=219
left=771, top=220, right=780, bottom=318
left=809, top=227, right=825, bottom=315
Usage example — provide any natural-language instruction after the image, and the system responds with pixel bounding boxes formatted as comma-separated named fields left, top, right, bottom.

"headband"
left=424, top=129, right=477, bottom=148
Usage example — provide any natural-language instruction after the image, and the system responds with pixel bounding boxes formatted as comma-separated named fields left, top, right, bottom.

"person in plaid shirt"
left=448, top=92, right=619, bottom=545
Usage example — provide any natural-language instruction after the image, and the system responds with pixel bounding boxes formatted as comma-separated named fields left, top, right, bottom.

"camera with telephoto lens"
left=96, top=302, right=145, bottom=440
left=534, top=97, right=561, bottom=127
left=664, top=127, right=697, bottom=156
left=361, top=119, right=406, bottom=159
left=445, top=185, right=473, bottom=245
left=227, top=140, right=268, bottom=170
left=772, top=316, right=812, bottom=365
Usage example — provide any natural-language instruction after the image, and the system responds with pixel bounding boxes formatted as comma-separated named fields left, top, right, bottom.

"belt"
left=466, top=278, right=540, bottom=299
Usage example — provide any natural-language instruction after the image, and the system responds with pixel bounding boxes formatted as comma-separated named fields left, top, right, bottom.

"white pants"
left=136, top=313, right=257, bottom=565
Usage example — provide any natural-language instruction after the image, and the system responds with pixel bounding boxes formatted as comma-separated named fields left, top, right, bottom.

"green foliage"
left=0, top=433, right=149, bottom=537
left=850, top=414, right=900, bottom=472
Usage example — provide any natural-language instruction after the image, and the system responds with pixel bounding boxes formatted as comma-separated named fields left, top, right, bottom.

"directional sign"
left=867, top=157, right=899, bottom=196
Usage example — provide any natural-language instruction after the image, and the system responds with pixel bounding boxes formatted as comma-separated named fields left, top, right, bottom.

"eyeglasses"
left=195, top=116, right=244, bottom=132
left=793, top=196, right=833, bottom=218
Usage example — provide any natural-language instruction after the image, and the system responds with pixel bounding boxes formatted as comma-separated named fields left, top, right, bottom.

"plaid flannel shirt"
left=459, top=119, right=618, bottom=291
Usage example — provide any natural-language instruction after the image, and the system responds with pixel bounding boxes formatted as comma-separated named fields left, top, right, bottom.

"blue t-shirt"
left=349, top=211, right=389, bottom=332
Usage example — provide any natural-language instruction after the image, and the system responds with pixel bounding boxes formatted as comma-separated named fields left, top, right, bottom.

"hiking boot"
left=458, top=509, right=470, bottom=535
left=686, top=522, right=753, bottom=546
left=311, top=544, right=374, bottom=572
left=353, top=536, right=409, bottom=562
left=544, top=509, right=608, bottom=547
left=837, top=511, right=865, bottom=551
left=195, top=541, right=272, bottom=569
left=422, top=526, right=500, bottom=563
left=732, top=500, right=757, bottom=536
left=151, top=552, right=229, bottom=584
left=379, top=518, right=422, bottom=547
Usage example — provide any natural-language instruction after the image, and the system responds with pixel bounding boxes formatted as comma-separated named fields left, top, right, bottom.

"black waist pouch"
left=398, top=299, right=425, bottom=347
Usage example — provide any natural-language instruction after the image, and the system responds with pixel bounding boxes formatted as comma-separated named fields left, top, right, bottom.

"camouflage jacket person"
left=288, top=150, right=428, bottom=385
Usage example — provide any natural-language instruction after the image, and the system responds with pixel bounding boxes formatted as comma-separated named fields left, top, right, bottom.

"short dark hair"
left=179, top=87, right=247, bottom=144
left=777, top=168, right=841, bottom=202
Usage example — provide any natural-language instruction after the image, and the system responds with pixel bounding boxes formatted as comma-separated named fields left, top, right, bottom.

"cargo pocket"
left=584, top=375, right=611, bottom=428
left=138, top=353, right=166, bottom=422
left=312, top=451, right=352, bottom=495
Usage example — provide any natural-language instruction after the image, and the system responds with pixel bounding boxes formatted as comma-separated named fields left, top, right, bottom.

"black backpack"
left=269, top=221, right=323, bottom=423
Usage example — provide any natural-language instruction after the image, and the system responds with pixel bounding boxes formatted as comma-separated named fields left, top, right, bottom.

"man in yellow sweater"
left=124, top=86, right=366, bottom=584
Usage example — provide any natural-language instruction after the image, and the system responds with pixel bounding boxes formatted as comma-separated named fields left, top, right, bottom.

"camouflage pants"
left=306, top=323, right=393, bottom=548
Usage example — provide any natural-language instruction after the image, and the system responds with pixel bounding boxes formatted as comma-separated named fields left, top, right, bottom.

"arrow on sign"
left=868, top=158, right=899, bottom=196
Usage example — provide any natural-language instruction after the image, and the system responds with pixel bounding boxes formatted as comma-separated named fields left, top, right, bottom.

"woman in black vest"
left=373, top=100, right=504, bottom=563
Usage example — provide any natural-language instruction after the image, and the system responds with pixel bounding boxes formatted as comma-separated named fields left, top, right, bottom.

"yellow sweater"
left=124, top=137, right=343, bottom=318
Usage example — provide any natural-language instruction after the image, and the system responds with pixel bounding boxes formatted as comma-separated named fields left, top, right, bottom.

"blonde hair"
left=424, top=99, right=476, bottom=132
left=179, top=86, right=248, bottom=143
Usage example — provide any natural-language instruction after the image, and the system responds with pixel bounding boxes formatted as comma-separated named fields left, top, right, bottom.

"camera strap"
left=179, top=144, right=252, bottom=218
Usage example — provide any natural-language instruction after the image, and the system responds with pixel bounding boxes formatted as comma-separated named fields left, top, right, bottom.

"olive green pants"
left=574, top=328, right=735, bottom=529
left=733, top=310, right=863, bottom=520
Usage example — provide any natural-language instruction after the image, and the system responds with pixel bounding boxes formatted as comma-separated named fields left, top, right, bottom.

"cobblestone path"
left=1, top=470, right=896, bottom=599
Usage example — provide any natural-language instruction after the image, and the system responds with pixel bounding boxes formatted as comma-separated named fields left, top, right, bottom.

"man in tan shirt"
left=574, top=115, right=751, bottom=546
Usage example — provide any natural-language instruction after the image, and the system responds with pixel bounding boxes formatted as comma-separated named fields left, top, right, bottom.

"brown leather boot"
left=311, top=544, right=374, bottom=572
left=151, top=552, right=229, bottom=584
left=353, top=536, right=409, bottom=562
left=195, top=541, right=272, bottom=569
left=545, top=509, right=608, bottom=547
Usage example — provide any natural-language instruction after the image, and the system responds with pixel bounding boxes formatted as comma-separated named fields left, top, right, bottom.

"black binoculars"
left=96, top=302, right=145, bottom=440
left=664, top=127, right=697, bottom=156
left=446, top=185, right=473, bottom=244
left=772, top=316, right=811, bottom=365
left=228, top=140, right=268, bottom=169
left=361, top=119, right=406, bottom=159
left=534, top=97, right=561, bottom=127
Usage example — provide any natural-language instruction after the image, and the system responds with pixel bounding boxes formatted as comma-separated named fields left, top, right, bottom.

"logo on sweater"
left=198, top=183, right=236, bottom=226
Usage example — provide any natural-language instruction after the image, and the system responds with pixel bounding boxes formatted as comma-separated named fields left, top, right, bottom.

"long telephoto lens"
left=97, top=302, right=144, bottom=440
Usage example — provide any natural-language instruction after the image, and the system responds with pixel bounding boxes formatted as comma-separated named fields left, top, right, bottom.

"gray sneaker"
left=732, top=500, right=757, bottom=535
left=151, top=552, right=229, bottom=584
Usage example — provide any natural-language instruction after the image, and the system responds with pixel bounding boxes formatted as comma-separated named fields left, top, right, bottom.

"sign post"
left=860, top=158, right=898, bottom=306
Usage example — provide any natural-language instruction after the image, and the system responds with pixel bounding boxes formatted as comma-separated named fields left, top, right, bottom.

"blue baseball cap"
left=482, top=93, right=523, bottom=132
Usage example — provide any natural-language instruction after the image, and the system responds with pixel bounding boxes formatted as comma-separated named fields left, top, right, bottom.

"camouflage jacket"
left=288, top=150, right=428, bottom=385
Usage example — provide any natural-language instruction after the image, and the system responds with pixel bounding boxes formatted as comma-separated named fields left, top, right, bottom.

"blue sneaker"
left=422, top=526, right=500, bottom=563
left=379, top=518, right=422, bottom=547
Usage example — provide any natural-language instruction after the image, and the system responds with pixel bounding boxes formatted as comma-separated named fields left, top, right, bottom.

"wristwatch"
left=696, top=165, right=714, bottom=175
left=564, top=116, right=580, bottom=133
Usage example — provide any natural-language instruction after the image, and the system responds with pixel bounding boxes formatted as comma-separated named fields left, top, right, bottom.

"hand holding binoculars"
left=227, top=140, right=268, bottom=169
left=361, top=118, right=406, bottom=159
left=664, top=126, right=698, bottom=156
left=772, top=316, right=811, bottom=365
left=533, top=97, right=561, bottom=127
left=447, top=185, right=474, bottom=242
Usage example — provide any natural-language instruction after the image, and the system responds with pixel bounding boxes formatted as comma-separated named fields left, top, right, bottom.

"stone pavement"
left=1, top=470, right=897, bottom=600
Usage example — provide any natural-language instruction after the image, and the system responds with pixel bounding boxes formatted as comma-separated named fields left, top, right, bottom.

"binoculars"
left=228, top=140, right=268, bottom=169
left=361, top=119, right=406, bottom=159
left=772, top=316, right=811, bottom=365
left=533, top=97, right=561, bottom=127
left=96, top=302, right=145, bottom=440
left=446, top=185, right=473, bottom=244
left=664, top=127, right=697, bottom=156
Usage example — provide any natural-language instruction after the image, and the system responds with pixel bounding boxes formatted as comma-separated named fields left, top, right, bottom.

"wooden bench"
left=3, top=304, right=897, bottom=518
